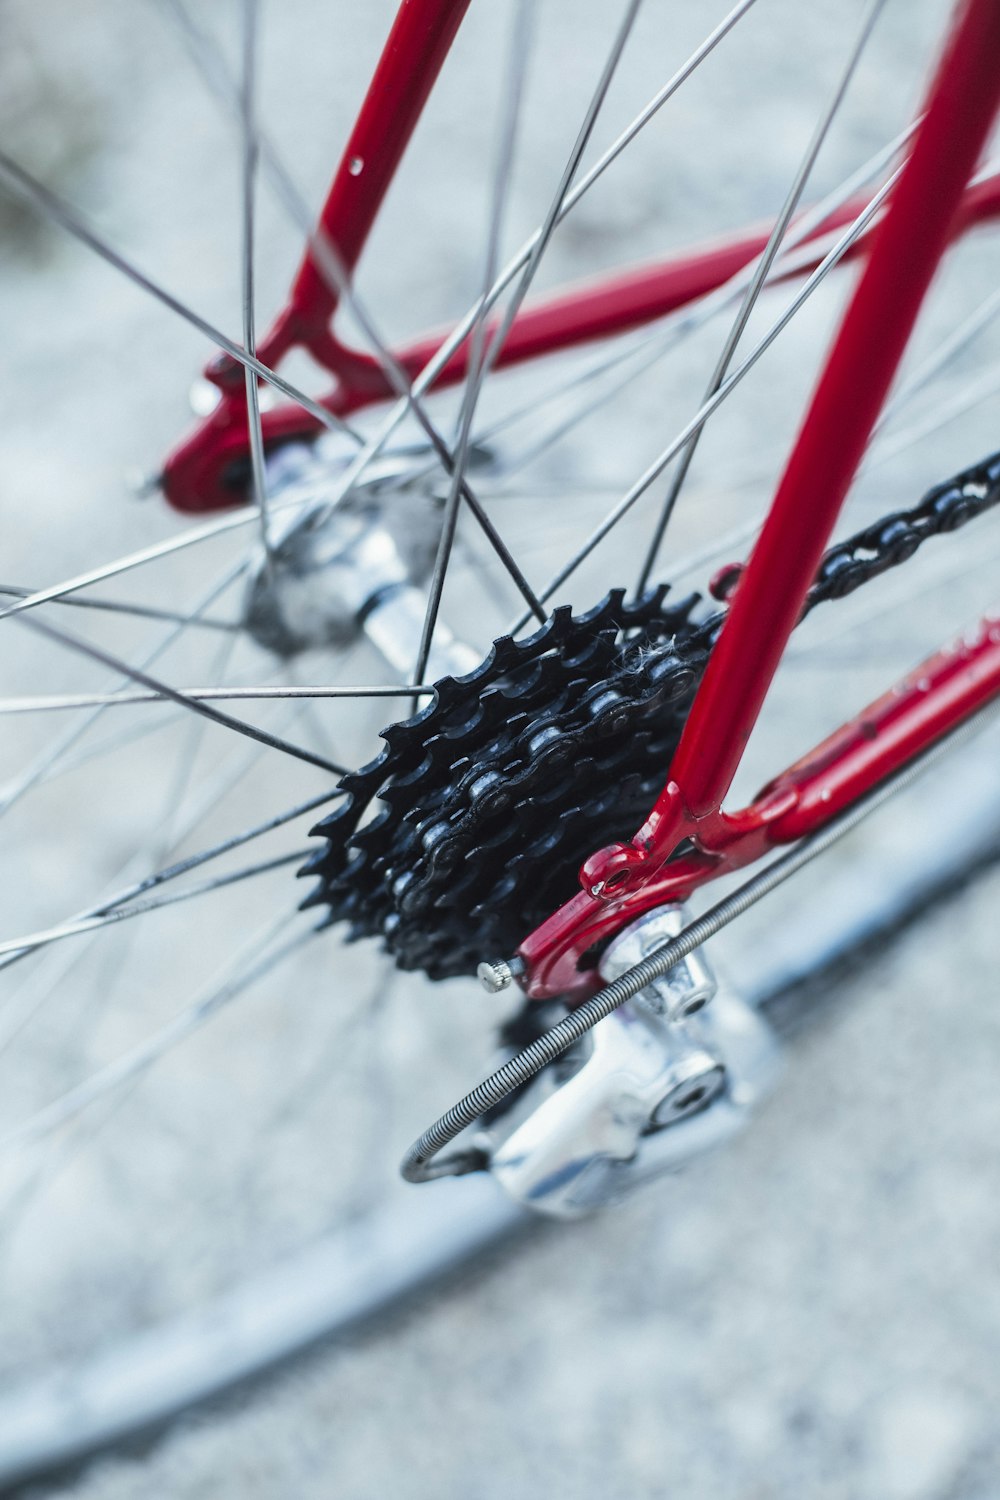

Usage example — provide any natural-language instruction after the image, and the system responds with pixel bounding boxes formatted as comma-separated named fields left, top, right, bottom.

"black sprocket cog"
left=300, top=586, right=713, bottom=980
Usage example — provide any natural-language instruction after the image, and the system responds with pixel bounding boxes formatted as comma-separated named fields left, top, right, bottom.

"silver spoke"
left=0, top=701, right=329, bottom=1031
left=14, top=611, right=347, bottom=776
left=413, top=0, right=537, bottom=691
left=647, top=350, right=1000, bottom=619
left=871, top=360, right=1000, bottom=467
left=640, top=296, right=1000, bottom=598
left=0, top=683, right=435, bottom=714
left=405, top=0, right=762, bottom=419
left=875, top=283, right=1000, bottom=434
left=498, top=122, right=977, bottom=513
left=42, top=712, right=178, bottom=780
left=7, top=633, right=306, bottom=797
left=412, top=0, right=642, bottom=686
left=0, top=151, right=362, bottom=450
left=511, top=161, right=905, bottom=627
left=474, top=0, right=643, bottom=395
left=196, top=0, right=760, bottom=543
left=470, top=120, right=920, bottom=484
left=634, top=0, right=886, bottom=593
left=1, top=914, right=315, bottom=1150
left=0, top=654, right=235, bottom=1056
left=157, top=0, right=546, bottom=628
left=0, top=562, right=247, bottom=819
left=0, top=490, right=315, bottom=626
left=240, top=0, right=273, bottom=565
left=3, top=0, right=1000, bottom=1463
left=155, top=627, right=240, bottom=859
left=0, top=585, right=238, bottom=632
left=0, top=786, right=336, bottom=987
left=91, top=789, right=337, bottom=919
left=0, top=851, right=307, bottom=964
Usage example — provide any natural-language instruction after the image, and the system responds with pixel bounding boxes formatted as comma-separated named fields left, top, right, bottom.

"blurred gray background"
left=2, top=0, right=1000, bottom=1496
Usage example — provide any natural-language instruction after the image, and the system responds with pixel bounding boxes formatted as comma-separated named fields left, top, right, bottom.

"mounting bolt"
left=477, top=956, right=525, bottom=994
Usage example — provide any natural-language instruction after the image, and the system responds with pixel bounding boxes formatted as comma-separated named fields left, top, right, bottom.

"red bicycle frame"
left=162, top=0, right=1000, bottom=1001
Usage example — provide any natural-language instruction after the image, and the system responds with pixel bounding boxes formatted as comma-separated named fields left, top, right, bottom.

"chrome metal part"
left=484, top=906, right=781, bottom=1217
left=242, top=443, right=479, bottom=677
left=477, top=957, right=525, bottom=993
left=600, top=905, right=716, bottom=1017
left=402, top=703, right=1000, bottom=1186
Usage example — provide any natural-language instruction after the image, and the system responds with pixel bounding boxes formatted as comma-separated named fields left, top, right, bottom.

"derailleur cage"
left=482, top=905, right=781, bottom=1217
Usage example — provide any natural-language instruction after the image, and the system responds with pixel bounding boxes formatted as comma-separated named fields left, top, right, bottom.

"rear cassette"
left=301, top=587, right=715, bottom=979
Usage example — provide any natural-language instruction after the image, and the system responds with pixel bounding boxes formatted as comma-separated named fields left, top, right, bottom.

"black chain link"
left=806, top=448, right=1000, bottom=608
left=303, top=447, right=1000, bottom=981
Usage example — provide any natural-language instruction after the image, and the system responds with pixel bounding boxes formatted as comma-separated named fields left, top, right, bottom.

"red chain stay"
left=519, top=614, right=1000, bottom=999
left=517, top=0, right=1000, bottom=1000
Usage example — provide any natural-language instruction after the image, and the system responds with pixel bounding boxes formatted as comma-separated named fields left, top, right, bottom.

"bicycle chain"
left=807, top=448, right=1000, bottom=605
left=302, top=447, right=1000, bottom=981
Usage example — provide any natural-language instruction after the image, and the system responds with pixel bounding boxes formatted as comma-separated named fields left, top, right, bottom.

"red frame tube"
left=160, top=167, right=1000, bottom=513
left=673, top=0, right=1000, bottom=820
left=519, top=613, right=1000, bottom=998
left=519, top=0, right=1000, bottom=998
left=208, top=0, right=473, bottom=392
left=164, top=0, right=473, bottom=511
left=157, top=0, right=1000, bottom=1001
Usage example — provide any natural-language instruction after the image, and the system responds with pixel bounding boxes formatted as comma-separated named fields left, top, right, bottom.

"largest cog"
left=301, top=586, right=715, bottom=980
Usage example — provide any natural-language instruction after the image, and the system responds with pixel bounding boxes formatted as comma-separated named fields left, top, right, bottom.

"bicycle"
left=1, top=0, right=999, bottom=1484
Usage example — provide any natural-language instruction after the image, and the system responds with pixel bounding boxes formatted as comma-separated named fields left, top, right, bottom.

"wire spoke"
left=475, top=0, right=643, bottom=400
left=0, top=683, right=436, bottom=714
left=872, top=360, right=1000, bottom=467
left=875, top=283, right=1000, bottom=435
left=632, top=346, right=1000, bottom=626
left=0, top=702, right=332, bottom=1010
left=511, top=161, right=905, bottom=628
left=634, top=0, right=887, bottom=593
left=412, top=0, right=643, bottom=685
left=0, top=489, right=316, bottom=626
left=151, top=627, right=239, bottom=866
left=132, top=786, right=338, bottom=900
left=1, top=913, right=315, bottom=1150
left=0, top=584, right=239, bottom=632
left=41, top=711, right=177, bottom=781
left=13, top=610, right=347, bottom=775
left=0, top=850, right=307, bottom=964
left=240, top=0, right=273, bottom=565
left=472, top=121, right=922, bottom=485
left=0, top=783, right=336, bottom=987
left=0, top=561, right=247, bottom=821
left=0, top=123, right=929, bottom=640
left=401, top=0, right=762, bottom=424
left=0, top=150, right=362, bottom=449
left=157, top=0, right=547, bottom=628
left=165, top=0, right=760, bottom=554
left=0, top=608, right=330, bottom=810
left=412, top=0, right=537, bottom=692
